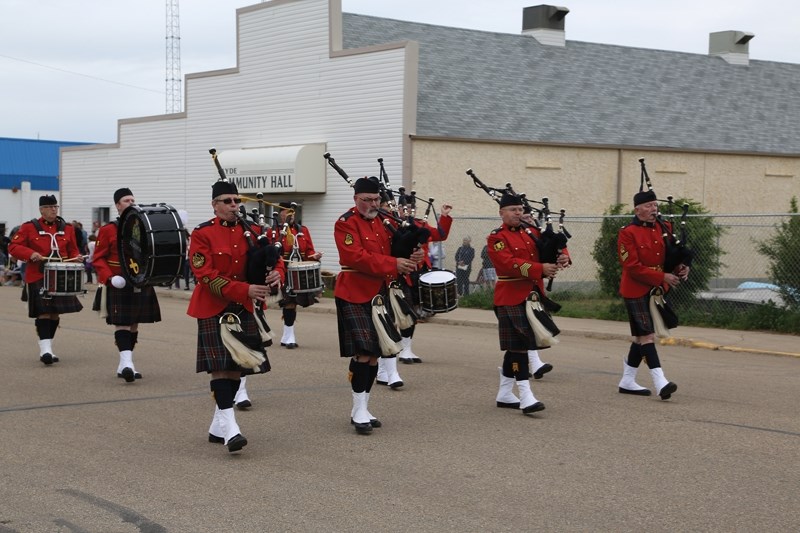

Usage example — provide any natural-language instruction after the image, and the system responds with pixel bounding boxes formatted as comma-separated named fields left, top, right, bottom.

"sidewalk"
left=155, top=287, right=800, bottom=358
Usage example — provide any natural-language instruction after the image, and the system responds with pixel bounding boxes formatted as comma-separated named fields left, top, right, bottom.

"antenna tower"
left=165, top=0, right=182, bottom=113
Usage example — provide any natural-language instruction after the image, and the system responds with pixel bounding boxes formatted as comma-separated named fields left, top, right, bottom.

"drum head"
left=419, top=270, right=456, bottom=285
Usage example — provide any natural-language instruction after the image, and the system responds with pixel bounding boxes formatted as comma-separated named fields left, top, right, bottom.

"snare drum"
left=118, top=203, right=187, bottom=288
left=286, top=261, right=323, bottom=294
left=417, top=270, right=458, bottom=313
left=43, top=262, right=85, bottom=296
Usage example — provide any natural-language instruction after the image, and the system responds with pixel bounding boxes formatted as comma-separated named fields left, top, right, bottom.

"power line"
left=0, top=53, right=163, bottom=94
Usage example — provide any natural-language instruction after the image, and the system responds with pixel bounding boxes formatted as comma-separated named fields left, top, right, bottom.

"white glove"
left=111, top=275, right=127, bottom=289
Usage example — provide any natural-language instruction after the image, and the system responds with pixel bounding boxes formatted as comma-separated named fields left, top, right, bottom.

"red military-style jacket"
left=487, top=223, right=570, bottom=306
left=92, top=221, right=122, bottom=285
left=279, top=224, right=317, bottom=261
left=8, top=217, right=81, bottom=283
left=187, top=217, right=286, bottom=319
left=617, top=217, right=672, bottom=298
left=334, top=208, right=399, bottom=304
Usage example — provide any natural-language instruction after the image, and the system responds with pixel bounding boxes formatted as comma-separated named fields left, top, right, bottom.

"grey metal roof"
left=343, top=14, right=800, bottom=155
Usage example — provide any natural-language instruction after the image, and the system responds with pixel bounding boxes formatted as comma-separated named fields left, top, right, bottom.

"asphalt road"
left=1, top=286, right=798, bottom=532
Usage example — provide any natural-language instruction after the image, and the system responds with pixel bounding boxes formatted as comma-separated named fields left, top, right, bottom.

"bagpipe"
left=466, top=168, right=571, bottom=292
left=638, top=158, right=694, bottom=274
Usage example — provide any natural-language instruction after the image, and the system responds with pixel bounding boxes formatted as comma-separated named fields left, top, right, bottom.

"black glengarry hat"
left=39, top=195, right=58, bottom=206
left=212, top=180, right=238, bottom=199
left=113, top=188, right=133, bottom=204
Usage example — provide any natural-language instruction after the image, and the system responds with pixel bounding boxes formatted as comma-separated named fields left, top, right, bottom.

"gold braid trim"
left=208, top=276, right=230, bottom=298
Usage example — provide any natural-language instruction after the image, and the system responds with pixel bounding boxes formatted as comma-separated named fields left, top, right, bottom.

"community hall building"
left=58, top=0, right=800, bottom=272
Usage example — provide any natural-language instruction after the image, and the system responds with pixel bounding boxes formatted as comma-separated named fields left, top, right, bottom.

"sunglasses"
left=217, top=197, right=243, bottom=205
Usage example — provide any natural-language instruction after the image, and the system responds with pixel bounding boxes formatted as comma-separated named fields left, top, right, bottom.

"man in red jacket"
left=92, top=188, right=161, bottom=382
left=487, top=193, right=568, bottom=415
left=9, top=195, right=83, bottom=365
left=617, top=189, right=688, bottom=400
left=334, top=177, right=423, bottom=434
left=188, top=180, right=284, bottom=453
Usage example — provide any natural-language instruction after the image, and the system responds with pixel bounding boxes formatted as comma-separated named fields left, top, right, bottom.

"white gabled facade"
left=60, top=0, right=419, bottom=272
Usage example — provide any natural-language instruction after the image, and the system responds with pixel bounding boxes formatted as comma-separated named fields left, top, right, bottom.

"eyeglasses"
left=217, top=197, right=243, bottom=205
left=357, top=196, right=381, bottom=204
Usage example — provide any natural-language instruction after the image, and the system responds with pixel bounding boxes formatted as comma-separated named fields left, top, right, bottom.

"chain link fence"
left=439, top=213, right=800, bottom=313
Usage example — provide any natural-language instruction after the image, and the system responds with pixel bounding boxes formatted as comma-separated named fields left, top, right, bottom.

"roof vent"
left=709, top=30, right=754, bottom=65
left=522, top=5, right=569, bottom=47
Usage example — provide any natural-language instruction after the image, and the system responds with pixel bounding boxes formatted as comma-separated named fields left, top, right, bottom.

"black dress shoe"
left=227, top=433, right=248, bottom=452
left=376, top=379, right=388, bottom=386
left=619, top=387, right=652, bottom=396
left=411, top=356, right=422, bottom=363
left=134, top=372, right=142, bottom=379
left=281, top=342, right=299, bottom=349
left=351, top=417, right=382, bottom=428
left=120, top=367, right=135, bottom=383
left=208, top=434, right=224, bottom=444
left=658, top=382, right=678, bottom=400
left=236, top=400, right=252, bottom=411
left=533, top=363, right=553, bottom=379
left=522, top=402, right=546, bottom=414
left=388, top=380, right=404, bottom=390
left=40, top=353, right=54, bottom=365
left=51, top=355, right=59, bottom=363
left=399, top=357, right=414, bottom=365
left=496, top=401, right=521, bottom=409
left=353, top=422, right=373, bottom=435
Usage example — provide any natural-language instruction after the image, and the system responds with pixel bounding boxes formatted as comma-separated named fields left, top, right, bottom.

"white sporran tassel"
left=649, top=288, right=671, bottom=338
left=371, top=295, right=402, bottom=356
left=99, top=284, right=108, bottom=319
left=525, top=298, right=559, bottom=347
left=389, top=284, right=415, bottom=331
left=219, top=313, right=265, bottom=370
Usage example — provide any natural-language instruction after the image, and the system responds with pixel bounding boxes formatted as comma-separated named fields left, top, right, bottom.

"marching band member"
left=92, top=188, right=162, bottom=382
left=334, top=177, right=424, bottom=434
left=9, top=195, right=83, bottom=366
left=617, top=189, right=687, bottom=400
left=487, top=193, right=568, bottom=415
left=276, top=201, right=323, bottom=350
left=188, top=180, right=284, bottom=453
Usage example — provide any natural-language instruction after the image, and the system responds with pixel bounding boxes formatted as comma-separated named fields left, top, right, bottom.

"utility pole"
left=165, top=0, right=182, bottom=113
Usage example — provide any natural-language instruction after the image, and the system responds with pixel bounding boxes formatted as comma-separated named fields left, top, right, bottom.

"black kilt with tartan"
left=336, top=294, right=396, bottom=358
left=195, top=303, right=270, bottom=374
left=494, top=302, right=550, bottom=351
left=624, top=295, right=655, bottom=337
left=91, top=284, right=161, bottom=325
left=26, top=281, right=83, bottom=318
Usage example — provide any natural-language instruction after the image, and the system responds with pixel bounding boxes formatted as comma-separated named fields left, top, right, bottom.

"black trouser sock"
left=400, top=325, right=415, bottom=338
left=114, top=330, right=134, bottom=351
left=366, top=364, right=379, bottom=393
left=640, top=342, right=662, bottom=369
left=210, top=379, right=236, bottom=410
left=131, top=331, right=139, bottom=351
left=626, top=342, right=643, bottom=367
left=350, top=360, right=371, bottom=393
left=283, top=308, right=297, bottom=326
left=502, top=351, right=530, bottom=380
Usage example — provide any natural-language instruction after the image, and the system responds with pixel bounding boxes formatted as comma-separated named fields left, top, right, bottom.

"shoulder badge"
left=344, top=233, right=354, bottom=245
left=192, top=252, right=206, bottom=268
left=493, top=241, right=505, bottom=251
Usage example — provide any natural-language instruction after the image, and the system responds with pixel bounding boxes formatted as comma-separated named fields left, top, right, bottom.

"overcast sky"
left=1, top=0, right=797, bottom=144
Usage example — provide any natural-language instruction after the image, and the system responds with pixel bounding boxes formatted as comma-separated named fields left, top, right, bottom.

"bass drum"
left=118, top=203, right=187, bottom=288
